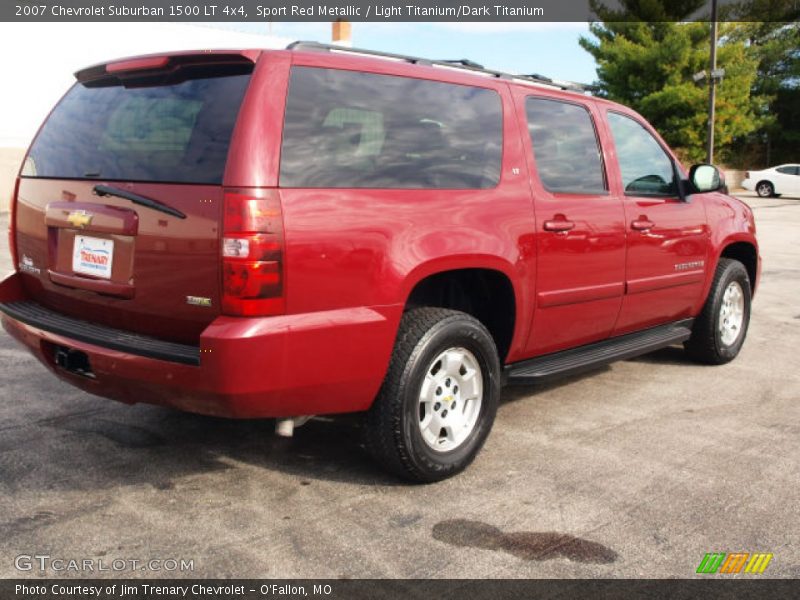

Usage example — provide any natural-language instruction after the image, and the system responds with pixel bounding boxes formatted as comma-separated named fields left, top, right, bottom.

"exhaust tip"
left=275, top=416, right=313, bottom=437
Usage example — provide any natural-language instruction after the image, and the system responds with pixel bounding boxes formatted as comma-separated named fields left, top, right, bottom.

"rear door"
left=516, top=92, right=626, bottom=356
left=14, top=54, right=254, bottom=343
left=603, top=110, right=709, bottom=335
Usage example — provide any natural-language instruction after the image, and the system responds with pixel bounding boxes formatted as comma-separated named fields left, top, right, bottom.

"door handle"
left=631, top=217, right=655, bottom=231
left=543, top=218, right=575, bottom=232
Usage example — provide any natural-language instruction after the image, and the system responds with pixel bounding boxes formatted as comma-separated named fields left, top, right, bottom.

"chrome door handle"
left=544, top=219, right=575, bottom=232
left=631, top=218, right=655, bottom=231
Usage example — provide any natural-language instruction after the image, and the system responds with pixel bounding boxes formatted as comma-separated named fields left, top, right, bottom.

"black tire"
left=684, top=258, right=751, bottom=365
left=756, top=180, right=774, bottom=197
left=365, top=308, right=500, bottom=483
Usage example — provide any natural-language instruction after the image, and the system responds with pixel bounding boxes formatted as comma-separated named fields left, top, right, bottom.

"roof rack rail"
left=286, top=41, right=592, bottom=94
left=520, top=73, right=553, bottom=83
left=442, top=59, right=485, bottom=69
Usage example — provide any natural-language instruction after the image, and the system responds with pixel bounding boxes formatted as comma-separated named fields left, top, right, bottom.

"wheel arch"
left=719, top=240, right=759, bottom=294
left=401, top=258, right=521, bottom=363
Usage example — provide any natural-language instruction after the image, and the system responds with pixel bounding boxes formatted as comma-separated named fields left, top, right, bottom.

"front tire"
left=365, top=308, right=500, bottom=482
left=685, top=258, right=751, bottom=364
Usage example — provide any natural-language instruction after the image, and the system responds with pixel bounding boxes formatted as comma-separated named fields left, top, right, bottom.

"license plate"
left=72, top=235, right=114, bottom=279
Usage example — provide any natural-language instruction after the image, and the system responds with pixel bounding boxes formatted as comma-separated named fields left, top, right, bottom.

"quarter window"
left=525, top=97, right=606, bottom=194
left=607, top=112, right=678, bottom=196
left=280, top=67, right=503, bottom=189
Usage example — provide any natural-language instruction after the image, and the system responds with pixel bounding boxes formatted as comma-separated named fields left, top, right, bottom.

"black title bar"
left=4, top=0, right=799, bottom=22
left=4, top=579, right=800, bottom=600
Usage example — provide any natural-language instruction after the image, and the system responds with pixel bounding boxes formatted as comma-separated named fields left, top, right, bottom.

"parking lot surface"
left=0, top=193, right=798, bottom=578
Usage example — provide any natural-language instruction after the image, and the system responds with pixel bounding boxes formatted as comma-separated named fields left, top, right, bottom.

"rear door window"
left=25, top=70, right=252, bottom=184
left=280, top=67, right=503, bottom=189
left=525, top=97, right=607, bottom=194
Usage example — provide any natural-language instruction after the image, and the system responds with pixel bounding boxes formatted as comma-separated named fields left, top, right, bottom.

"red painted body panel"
left=510, top=88, right=627, bottom=355
left=1, top=271, right=399, bottom=417
left=224, top=51, right=286, bottom=188
left=594, top=104, right=712, bottom=335
left=15, top=178, right=223, bottom=344
left=698, top=192, right=761, bottom=307
left=1, top=48, right=761, bottom=419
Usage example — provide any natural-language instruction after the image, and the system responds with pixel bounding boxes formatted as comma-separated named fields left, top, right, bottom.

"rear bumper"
left=0, top=272, right=400, bottom=418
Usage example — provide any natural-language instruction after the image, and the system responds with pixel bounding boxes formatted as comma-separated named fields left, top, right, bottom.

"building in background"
left=332, top=20, right=352, bottom=46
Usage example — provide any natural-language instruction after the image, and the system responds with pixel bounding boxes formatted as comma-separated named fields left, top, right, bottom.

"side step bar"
left=505, top=319, right=694, bottom=385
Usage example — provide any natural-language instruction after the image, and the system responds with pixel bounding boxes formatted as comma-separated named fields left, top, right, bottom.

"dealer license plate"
left=72, top=235, right=114, bottom=279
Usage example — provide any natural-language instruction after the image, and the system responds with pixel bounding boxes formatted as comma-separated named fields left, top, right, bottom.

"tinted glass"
left=280, top=67, right=502, bottom=189
left=776, top=166, right=799, bottom=175
left=25, top=71, right=251, bottom=184
left=607, top=112, right=677, bottom=196
left=526, top=98, right=606, bottom=194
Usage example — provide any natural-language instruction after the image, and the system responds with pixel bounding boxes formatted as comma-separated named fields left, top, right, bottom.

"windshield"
left=24, top=70, right=251, bottom=184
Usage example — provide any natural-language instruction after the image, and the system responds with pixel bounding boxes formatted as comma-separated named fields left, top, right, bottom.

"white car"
left=741, top=164, right=800, bottom=197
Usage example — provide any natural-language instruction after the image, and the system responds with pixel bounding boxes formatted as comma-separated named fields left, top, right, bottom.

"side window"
left=776, top=166, right=799, bottom=175
left=280, top=67, right=503, bottom=189
left=525, top=97, right=606, bottom=194
left=607, top=112, right=678, bottom=196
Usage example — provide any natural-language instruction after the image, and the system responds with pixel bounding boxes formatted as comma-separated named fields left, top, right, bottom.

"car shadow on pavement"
left=500, top=365, right=613, bottom=406
left=499, top=343, right=694, bottom=405
left=3, top=344, right=695, bottom=494
left=5, top=403, right=403, bottom=496
left=626, top=345, right=693, bottom=366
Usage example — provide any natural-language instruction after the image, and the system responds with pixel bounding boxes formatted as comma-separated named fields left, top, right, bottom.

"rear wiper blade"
left=93, top=184, right=186, bottom=219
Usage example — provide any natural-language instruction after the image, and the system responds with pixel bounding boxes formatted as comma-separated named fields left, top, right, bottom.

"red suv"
left=1, top=43, right=760, bottom=481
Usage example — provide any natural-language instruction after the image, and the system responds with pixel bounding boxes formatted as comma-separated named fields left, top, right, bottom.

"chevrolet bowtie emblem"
left=67, top=210, right=93, bottom=228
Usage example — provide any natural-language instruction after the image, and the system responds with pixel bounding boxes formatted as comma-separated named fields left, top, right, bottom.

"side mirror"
left=689, top=164, right=723, bottom=194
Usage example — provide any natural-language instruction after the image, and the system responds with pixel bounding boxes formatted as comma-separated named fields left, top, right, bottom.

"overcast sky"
left=0, top=21, right=597, bottom=147
left=226, top=21, right=598, bottom=83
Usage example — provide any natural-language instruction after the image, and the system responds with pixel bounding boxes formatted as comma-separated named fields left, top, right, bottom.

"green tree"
left=580, top=1, right=766, bottom=164
left=727, top=17, right=799, bottom=165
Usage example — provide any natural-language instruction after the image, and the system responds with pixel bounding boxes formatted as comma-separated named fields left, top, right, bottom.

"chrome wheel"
left=418, top=347, right=483, bottom=453
left=756, top=182, right=773, bottom=197
left=719, top=281, right=745, bottom=346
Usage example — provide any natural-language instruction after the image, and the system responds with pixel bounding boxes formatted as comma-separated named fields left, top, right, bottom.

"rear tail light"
left=9, top=177, right=20, bottom=269
left=221, top=190, right=285, bottom=316
left=745, top=171, right=750, bottom=179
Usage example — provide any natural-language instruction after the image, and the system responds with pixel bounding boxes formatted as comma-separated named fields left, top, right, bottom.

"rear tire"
left=685, top=258, right=751, bottom=365
left=365, top=308, right=500, bottom=483
left=756, top=181, right=774, bottom=197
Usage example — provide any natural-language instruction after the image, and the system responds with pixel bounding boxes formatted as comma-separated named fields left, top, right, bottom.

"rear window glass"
left=24, top=71, right=251, bottom=184
left=280, top=67, right=503, bottom=189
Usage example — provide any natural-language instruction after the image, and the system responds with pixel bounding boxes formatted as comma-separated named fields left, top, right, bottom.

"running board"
left=505, top=319, right=694, bottom=385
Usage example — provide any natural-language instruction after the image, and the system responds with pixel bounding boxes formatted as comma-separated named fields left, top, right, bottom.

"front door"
left=516, top=93, right=626, bottom=356
left=604, top=110, right=709, bottom=334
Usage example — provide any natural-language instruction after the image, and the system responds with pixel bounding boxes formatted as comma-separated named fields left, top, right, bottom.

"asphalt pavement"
left=0, top=193, right=797, bottom=578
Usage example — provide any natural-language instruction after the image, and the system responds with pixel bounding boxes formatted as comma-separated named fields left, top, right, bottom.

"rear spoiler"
left=75, top=49, right=261, bottom=84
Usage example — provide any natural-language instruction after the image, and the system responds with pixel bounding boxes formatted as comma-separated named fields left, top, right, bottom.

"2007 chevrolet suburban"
left=0, top=42, right=760, bottom=481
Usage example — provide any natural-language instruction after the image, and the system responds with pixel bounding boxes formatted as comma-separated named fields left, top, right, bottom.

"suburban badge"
left=19, top=254, right=41, bottom=275
left=186, top=296, right=212, bottom=308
